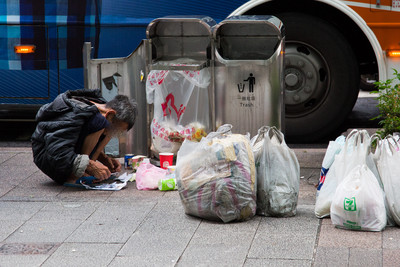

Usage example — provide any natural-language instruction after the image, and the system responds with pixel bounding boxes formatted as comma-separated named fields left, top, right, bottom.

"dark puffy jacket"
left=31, top=89, right=106, bottom=184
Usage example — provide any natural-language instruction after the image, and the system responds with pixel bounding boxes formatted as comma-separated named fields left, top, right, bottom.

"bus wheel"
left=277, top=13, right=359, bottom=142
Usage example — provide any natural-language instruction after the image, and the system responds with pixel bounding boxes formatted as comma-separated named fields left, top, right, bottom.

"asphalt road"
left=0, top=92, right=379, bottom=145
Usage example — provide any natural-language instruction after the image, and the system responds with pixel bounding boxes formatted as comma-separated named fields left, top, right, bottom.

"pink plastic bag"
left=136, top=161, right=167, bottom=190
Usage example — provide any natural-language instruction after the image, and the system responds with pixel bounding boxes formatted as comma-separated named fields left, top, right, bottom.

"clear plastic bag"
left=330, top=164, right=386, bottom=231
left=146, top=64, right=211, bottom=155
left=255, top=126, right=300, bottom=217
left=176, top=124, right=256, bottom=223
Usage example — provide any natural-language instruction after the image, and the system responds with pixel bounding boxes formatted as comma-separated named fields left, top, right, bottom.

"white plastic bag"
left=377, top=136, right=400, bottom=226
left=368, top=135, right=396, bottom=226
left=250, top=126, right=270, bottom=163
left=330, top=164, right=386, bottom=231
left=256, top=127, right=300, bottom=217
left=315, top=130, right=371, bottom=218
left=250, top=126, right=270, bottom=194
left=146, top=65, right=211, bottom=155
left=176, top=124, right=256, bottom=223
left=316, top=135, right=345, bottom=192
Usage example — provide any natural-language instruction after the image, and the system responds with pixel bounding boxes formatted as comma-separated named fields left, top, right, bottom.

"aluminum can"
left=124, top=154, right=134, bottom=169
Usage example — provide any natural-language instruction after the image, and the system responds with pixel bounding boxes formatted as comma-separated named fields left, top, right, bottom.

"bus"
left=1, top=0, right=399, bottom=142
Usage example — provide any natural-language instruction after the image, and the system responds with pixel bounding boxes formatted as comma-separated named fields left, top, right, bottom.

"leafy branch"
left=372, top=69, right=400, bottom=138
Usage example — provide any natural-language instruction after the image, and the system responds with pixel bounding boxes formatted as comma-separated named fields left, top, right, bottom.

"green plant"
left=372, top=69, right=400, bottom=138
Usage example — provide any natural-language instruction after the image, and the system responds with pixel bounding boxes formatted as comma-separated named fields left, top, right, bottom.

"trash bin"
left=145, top=16, right=216, bottom=156
left=213, top=15, right=285, bottom=136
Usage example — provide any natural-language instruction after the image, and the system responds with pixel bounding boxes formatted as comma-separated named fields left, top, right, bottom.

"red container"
left=159, top=153, right=174, bottom=169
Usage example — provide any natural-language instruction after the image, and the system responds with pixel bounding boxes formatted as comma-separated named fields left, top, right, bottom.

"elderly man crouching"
left=31, top=89, right=137, bottom=186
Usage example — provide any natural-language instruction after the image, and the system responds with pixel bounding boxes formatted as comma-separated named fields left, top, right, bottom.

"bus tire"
left=277, top=13, right=359, bottom=142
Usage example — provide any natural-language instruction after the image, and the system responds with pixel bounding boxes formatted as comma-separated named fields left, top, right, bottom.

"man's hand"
left=85, top=160, right=111, bottom=181
left=99, top=153, right=122, bottom=173
left=110, top=157, right=122, bottom=172
left=103, top=157, right=122, bottom=173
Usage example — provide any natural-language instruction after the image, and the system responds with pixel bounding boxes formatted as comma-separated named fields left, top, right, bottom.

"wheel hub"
left=285, top=73, right=299, bottom=87
left=284, top=43, right=329, bottom=117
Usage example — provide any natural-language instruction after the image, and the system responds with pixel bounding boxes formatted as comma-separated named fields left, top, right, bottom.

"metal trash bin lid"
left=146, top=16, right=216, bottom=70
left=213, top=15, right=284, bottom=38
left=146, top=15, right=216, bottom=38
left=213, top=15, right=285, bottom=60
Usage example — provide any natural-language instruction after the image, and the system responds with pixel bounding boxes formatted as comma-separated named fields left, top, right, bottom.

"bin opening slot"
left=148, top=21, right=212, bottom=38
left=217, top=36, right=281, bottom=60
left=147, top=19, right=213, bottom=62
left=151, top=36, right=211, bottom=61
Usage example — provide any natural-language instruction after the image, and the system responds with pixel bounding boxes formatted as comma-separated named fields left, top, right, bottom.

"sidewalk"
left=0, top=144, right=399, bottom=267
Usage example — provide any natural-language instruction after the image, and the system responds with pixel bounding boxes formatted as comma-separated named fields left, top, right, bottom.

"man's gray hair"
left=106, top=95, right=138, bottom=130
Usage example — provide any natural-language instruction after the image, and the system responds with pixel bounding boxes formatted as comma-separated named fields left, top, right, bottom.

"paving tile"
left=5, top=219, right=83, bottom=243
left=248, top=231, right=316, bottom=260
left=383, top=249, right=400, bottom=267
left=178, top=218, right=261, bottom=266
left=1, top=188, right=61, bottom=202
left=314, top=247, right=349, bottom=266
left=68, top=220, right=138, bottom=244
left=0, top=184, right=15, bottom=199
left=107, top=184, right=167, bottom=203
left=15, top=171, right=54, bottom=187
left=349, top=248, right=382, bottom=267
left=0, top=165, right=38, bottom=186
left=160, top=189, right=182, bottom=202
left=248, top=205, right=319, bottom=261
left=256, top=205, right=320, bottom=236
left=84, top=201, right=157, bottom=221
left=244, top=258, right=312, bottom=267
left=0, top=145, right=32, bottom=152
left=0, top=220, right=25, bottom=242
left=298, top=168, right=319, bottom=205
left=1, top=152, right=37, bottom=167
left=383, top=226, right=400, bottom=249
left=117, top=201, right=201, bottom=265
left=110, top=256, right=177, bottom=267
left=320, top=217, right=332, bottom=225
left=0, top=202, right=45, bottom=221
left=66, top=201, right=156, bottom=243
left=318, top=224, right=382, bottom=249
left=0, top=152, right=18, bottom=164
left=30, top=202, right=99, bottom=222
left=42, top=243, right=122, bottom=267
left=0, top=254, right=49, bottom=267
left=1, top=172, right=64, bottom=201
left=151, top=198, right=186, bottom=213
left=56, top=187, right=113, bottom=202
